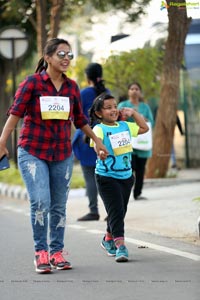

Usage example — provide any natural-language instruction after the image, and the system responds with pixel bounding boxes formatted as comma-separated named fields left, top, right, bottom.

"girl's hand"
left=95, top=138, right=109, bottom=160
left=120, top=107, right=136, bottom=119
left=98, top=150, right=107, bottom=160
left=119, top=108, right=127, bottom=120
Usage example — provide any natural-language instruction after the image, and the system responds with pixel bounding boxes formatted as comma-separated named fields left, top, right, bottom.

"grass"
left=71, top=163, right=85, bottom=188
left=0, top=160, right=85, bottom=189
left=193, top=197, right=200, bottom=202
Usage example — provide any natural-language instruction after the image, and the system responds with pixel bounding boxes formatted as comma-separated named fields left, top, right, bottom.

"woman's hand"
left=0, top=141, right=9, bottom=159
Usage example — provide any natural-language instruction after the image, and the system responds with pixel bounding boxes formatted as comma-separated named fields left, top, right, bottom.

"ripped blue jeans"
left=18, top=147, right=73, bottom=254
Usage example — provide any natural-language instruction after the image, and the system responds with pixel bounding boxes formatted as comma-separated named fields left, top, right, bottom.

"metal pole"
left=11, top=38, right=18, bottom=167
left=0, top=31, right=29, bottom=168
left=180, top=68, right=190, bottom=168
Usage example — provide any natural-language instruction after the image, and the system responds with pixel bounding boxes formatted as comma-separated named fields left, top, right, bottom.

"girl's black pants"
left=95, top=174, right=134, bottom=238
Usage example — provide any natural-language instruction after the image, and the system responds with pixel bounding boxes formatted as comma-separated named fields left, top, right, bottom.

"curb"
left=144, top=177, right=200, bottom=187
left=0, top=183, right=86, bottom=201
left=0, top=183, right=29, bottom=201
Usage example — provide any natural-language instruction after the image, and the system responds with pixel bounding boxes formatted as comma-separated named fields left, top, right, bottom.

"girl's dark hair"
left=89, top=93, right=114, bottom=125
left=85, top=63, right=106, bottom=96
left=35, top=38, right=71, bottom=73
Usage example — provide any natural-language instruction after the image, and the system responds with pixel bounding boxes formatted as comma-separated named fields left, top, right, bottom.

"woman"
left=118, top=82, right=154, bottom=200
left=0, top=38, right=108, bottom=274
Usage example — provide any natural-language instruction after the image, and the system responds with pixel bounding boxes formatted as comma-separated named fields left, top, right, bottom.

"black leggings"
left=131, top=154, right=147, bottom=199
left=95, top=174, right=134, bottom=238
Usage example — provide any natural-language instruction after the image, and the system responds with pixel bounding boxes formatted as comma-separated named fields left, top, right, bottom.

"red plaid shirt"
left=8, top=71, right=88, bottom=161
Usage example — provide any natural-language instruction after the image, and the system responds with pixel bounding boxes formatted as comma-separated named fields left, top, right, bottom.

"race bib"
left=109, top=131, right=132, bottom=156
left=40, top=96, right=70, bottom=120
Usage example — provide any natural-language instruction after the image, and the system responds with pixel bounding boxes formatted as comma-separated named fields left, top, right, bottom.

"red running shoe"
left=34, top=250, right=52, bottom=274
left=50, top=251, right=72, bottom=270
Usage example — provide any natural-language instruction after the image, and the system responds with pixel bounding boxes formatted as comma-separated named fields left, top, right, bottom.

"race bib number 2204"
left=40, top=96, right=70, bottom=120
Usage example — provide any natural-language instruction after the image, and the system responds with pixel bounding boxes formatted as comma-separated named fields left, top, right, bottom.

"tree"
left=0, top=0, right=151, bottom=122
left=0, top=0, right=36, bottom=128
left=146, top=0, right=191, bottom=178
left=102, top=47, right=163, bottom=101
left=1, top=0, right=192, bottom=179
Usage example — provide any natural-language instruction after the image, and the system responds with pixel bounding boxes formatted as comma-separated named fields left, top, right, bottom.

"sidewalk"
left=67, top=168, right=200, bottom=246
left=0, top=168, right=200, bottom=245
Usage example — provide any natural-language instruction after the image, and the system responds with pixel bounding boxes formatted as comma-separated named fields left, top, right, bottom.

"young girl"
left=89, top=93, right=149, bottom=262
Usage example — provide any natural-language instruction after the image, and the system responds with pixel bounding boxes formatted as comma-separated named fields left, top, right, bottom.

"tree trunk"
left=36, top=0, right=48, bottom=57
left=35, top=0, right=64, bottom=56
left=49, top=0, right=65, bottom=39
left=146, top=0, right=191, bottom=178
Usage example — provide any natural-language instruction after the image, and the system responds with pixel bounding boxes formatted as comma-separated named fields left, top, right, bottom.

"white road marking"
left=125, top=237, right=200, bottom=262
left=86, top=229, right=104, bottom=234
left=69, top=225, right=200, bottom=262
left=68, top=224, right=86, bottom=229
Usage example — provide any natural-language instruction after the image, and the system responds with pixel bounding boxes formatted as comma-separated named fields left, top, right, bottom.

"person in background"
left=0, top=38, right=108, bottom=274
left=89, top=93, right=149, bottom=262
left=72, top=63, right=109, bottom=221
left=118, top=82, right=154, bottom=200
left=170, top=114, right=184, bottom=169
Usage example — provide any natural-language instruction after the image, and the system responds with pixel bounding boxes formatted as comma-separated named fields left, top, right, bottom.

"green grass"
left=0, top=161, right=24, bottom=186
left=193, top=197, right=200, bottom=202
left=71, top=163, right=85, bottom=188
left=0, top=160, right=85, bottom=189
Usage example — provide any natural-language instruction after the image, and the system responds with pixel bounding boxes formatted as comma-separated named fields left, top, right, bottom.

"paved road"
left=0, top=195, right=199, bottom=300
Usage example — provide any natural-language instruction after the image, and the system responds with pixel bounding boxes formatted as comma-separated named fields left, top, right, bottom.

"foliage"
left=65, top=46, right=163, bottom=114
left=0, top=0, right=151, bottom=42
left=193, top=197, right=200, bottom=202
left=67, top=56, right=90, bottom=89
left=0, top=0, right=37, bottom=50
left=0, top=0, right=152, bottom=98
left=102, top=47, right=163, bottom=102
left=88, top=0, right=151, bottom=21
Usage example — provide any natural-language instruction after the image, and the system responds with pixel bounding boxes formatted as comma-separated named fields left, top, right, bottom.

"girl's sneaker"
left=115, top=245, right=129, bottom=262
left=101, top=236, right=117, bottom=256
left=50, top=251, right=72, bottom=270
left=34, top=250, right=52, bottom=274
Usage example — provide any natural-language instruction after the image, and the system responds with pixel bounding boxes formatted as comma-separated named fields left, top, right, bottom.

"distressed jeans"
left=18, top=147, right=73, bottom=254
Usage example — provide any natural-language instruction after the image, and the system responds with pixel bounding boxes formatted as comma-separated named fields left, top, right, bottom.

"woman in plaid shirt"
left=0, top=38, right=108, bottom=274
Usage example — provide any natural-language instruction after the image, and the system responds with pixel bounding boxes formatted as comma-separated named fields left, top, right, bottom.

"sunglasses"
left=56, top=50, right=74, bottom=60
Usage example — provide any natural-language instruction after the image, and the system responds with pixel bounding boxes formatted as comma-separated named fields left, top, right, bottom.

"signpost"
left=0, top=28, right=29, bottom=165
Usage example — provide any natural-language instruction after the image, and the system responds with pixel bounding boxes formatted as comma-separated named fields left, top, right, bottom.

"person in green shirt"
left=118, top=82, right=154, bottom=200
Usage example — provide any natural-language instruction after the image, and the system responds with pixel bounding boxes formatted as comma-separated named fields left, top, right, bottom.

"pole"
left=180, top=68, right=190, bottom=168
left=0, top=30, right=29, bottom=168
left=11, top=38, right=18, bottom=167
